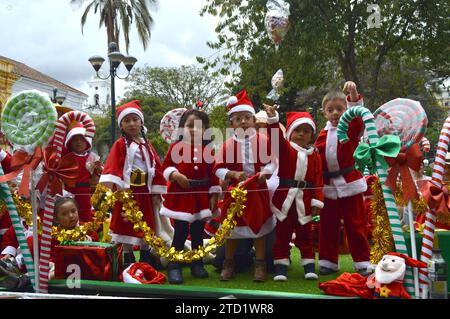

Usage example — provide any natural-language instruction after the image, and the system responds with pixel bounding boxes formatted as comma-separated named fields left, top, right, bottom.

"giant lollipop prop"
left=265, top=0, right=290, bottom=49
left=160, top=108, right=187, bottom=144
left=37, top=110, right=95, bottom=292
left=337, top=105, right=416, bottom=297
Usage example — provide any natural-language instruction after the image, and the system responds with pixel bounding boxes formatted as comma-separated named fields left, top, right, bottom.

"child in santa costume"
left=99, top=100, right=172, bottom=268
left=161, top=108, right=221, bottom=284
left=264, top=106, right=324, bottom=281
left=314, top=81, right=371, bottom=276
left=63, top=123, right=103, bottom=223
left=0, top=149, right=13, bottom=244
left=213, top=89, right=276, bottom=282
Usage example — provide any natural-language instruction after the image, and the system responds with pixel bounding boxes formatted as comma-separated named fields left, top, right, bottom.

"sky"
left=0, top=0, right=220, bottom=98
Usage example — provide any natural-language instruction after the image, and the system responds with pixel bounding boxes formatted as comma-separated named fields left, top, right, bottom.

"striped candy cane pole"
left=0, top=167, right=36, bottom=289
left=420, top=137, right=431, bottom=153
left=418, top=117, right=450, bottom=297
left=37, top=111, right=95, bottom=293
left=337, top=105, right=416, bottom=297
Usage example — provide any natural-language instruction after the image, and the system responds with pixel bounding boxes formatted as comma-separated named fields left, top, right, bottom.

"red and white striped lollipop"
left=420, top=137, right=431, bottom=152
left=160, top=108, right=187, bottom=144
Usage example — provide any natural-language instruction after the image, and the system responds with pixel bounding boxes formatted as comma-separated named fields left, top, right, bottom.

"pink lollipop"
left=374, top=98, right=428, bottom=150
left=160, top=108, right=187, bottom=143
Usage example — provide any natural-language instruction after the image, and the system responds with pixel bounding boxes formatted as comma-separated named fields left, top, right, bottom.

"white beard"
left=375, top=263, right=405, bottom=284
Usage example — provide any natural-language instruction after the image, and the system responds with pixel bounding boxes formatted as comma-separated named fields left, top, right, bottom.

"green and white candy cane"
left=1, top=90, right=57, bottom=147
left=337, top=105, right=416, bottom=297
left=0, top=165, right=36, bottom=289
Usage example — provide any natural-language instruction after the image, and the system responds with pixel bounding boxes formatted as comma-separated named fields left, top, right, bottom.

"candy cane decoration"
left=37, top=111, right=95, bottom=292
left=420, top=137, right=431, bottom=153
left=418, top=117, right=450, bottom=297
left=337, top=105, right=416, bottom=297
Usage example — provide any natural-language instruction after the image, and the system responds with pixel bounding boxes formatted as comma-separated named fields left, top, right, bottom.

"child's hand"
left=227, top=171, right=247, bottom=182
left=257, top=173, right=271, bottom=185
left=343, top=81, right=359, bottom=102
left=172, top=172, right=190, bottom=189
left=263, top=103, right=277, bottom=118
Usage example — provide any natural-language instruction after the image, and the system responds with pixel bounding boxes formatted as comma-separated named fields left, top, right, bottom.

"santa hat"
left=193, top=100, right=205, bottom=111
left=386, top=252, right=427, bottom=268
left=226, top=89, right=255, bottom=116
left=286, top=112, right=316, bottom=140
left=116, top=100, right=145, bottom=126
left=64, top=123, right=92, bottom=149
left=121, top=262, right=166, bottom=284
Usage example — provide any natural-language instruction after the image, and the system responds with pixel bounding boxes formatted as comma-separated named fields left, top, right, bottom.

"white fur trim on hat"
left=64, top=127, right=92, bottom=148
left=227, top=104, right=256, bottom=116
left=227, top=96, right=238, bottom=106
left=287, top=118, right=316, bottom=140
left=118, top=108, right=144, bottom=126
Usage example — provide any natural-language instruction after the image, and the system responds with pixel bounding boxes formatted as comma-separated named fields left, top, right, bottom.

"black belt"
left=188, top=179, right=210, bottom=188
left=75, top=182, right=91, bottom=188
left=279, top=179, right=314, bottom=189
left=323, top=166, right=355, bottom=178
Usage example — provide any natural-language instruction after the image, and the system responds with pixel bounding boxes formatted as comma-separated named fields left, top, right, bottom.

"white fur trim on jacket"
left=0, top=150, right=7, bottom=162
left=160, top=206, right=212, bottom=223
left=227, top=215, right=276, bottom=239
left=346, top=94, right=364, bottom=108
left=266, top=111, right=279, bottom=125
left=163, top=166, right=178, bottom=181
left=209, top=185, right=222, bottom=194
left=215, top=168, right=230, bottom=181
left=227, top=104, right=255, bottom=116
left=319, top=259, right=339, bottom=271
left=151, top=185, right=167, bottom=194
left=99, top=174, right=125, bottom=189
left=311, top=199, right=324, bottom=209
left=109, top=231, right=144, bottom=246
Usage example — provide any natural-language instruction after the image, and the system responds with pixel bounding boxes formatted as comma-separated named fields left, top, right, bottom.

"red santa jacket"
left=314, top=96, right=367, bottom=199
left=160, top=141, right=221, bottom=222
left=99, top=137, right=166, bottom=194
left=267, top=120, right=324, bottom=224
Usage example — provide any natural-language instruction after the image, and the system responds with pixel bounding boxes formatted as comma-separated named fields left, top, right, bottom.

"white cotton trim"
left=346, top=95, right=364, bottom=108
left=118, top=108, right=144, bottom=126
left=209, top=185, right=222, bottom=194
left=311, top=199, right=324, bottom=209
left=301, top=258, right=315, bottom=266
left=274, top=258, right=290, bottom=266
left=151, top=185, right=167, bottom=194
left=261, top=162, right=276, bottom=175
left=1, top=246, right=17, bottom=257
left=160, top=206, right=212, bottom=223
left=122, top=265, right=142, bottom=284
left=287, top=118, right=316, bottom=139
left=226, top=215, right=276, bottom=239
left=266, top=112, right=279, bottom=124
left=99, top=174, right=124, bottom=189
left=0, top=229, right=7, bottom=235
left=215, top=168, right=230, bottom=181
left=0, top=150, right=7, bottom=162
left=227, top=104, right=255, bottom=116
left=109, top=231, right=143, bottom=246
left=324, top=177, right=368, bottom=199
left=354, top=261, right=371, bottom=271
left=319, top=259, right=339, bottom=271
left=163, top=167, right=178, bottom=181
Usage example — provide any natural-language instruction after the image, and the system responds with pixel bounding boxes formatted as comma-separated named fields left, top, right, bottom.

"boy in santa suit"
left=264, top=106, right=324, bottom=281
left=99, top=100, right=173, bottom=268
left=314, top=81, right=371, bottom=276
left=213, top=89, right=276, bottom=282
left=63, top=123, right=103, bottom=223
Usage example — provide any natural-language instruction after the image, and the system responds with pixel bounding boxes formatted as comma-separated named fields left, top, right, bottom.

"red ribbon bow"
left=385, top=143, right=422, bottom=203
left=0, top=147, right=43, bottom=197
left=417, top=180, right=450, bottom=216
left=36, top=146, right=79, bottom=196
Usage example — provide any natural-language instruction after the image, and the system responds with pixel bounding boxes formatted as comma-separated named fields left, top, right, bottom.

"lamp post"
left=51, top=88, right=66, bottom=105
left=88, top=42, right=137, bottom=146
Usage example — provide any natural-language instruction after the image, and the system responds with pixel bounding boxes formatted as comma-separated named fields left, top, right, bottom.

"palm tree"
left=71, top=0, right=157, bottom=53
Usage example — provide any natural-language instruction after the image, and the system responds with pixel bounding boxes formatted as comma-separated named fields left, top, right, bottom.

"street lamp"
left=88, top=42, right=137, bottom=145
left=51, top=88, right=66, bottom=105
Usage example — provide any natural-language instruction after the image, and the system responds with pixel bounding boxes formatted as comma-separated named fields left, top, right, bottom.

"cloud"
left=0, top=0, right=219, bottom=97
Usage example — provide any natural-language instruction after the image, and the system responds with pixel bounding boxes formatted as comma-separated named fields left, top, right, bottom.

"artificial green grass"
left=141, top=251, right=355, bottom=295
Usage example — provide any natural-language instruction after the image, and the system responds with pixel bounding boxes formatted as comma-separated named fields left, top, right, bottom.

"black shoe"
left=319, top=266, right=338, bottom=276
left=139, top=250, right=163, bottom=270
left=273, top=264, right=288, bottom=281
left=190, top=261, right=209, bottom=279
left=123, top=252, right=136, bottom=268
left=167, top=262, right=184, bottom=284
left=303, top=263, right=318, bottom=280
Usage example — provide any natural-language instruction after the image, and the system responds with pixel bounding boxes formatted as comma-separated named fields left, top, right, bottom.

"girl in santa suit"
left=213, top=89, right=276, bottom=282
left=264, top=106, right=324, bottom=281
left=314, top=81, right=371, bottom=276
left=63, top=123, right=103, bottom=223
left=99, top=100, right=171, bottom=268
left=160, top=109, right=221, bottom=284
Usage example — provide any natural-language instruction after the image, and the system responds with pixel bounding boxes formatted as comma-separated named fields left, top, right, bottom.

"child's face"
left=120, top=114, right=142, bottom=138
left=290, top=123, right=314, bottom=147
left=183, top=114, right=205, bottom=143
left=230, top=111, right=256, bottom=131
left=55, top=201, right=79, bottom=229
left=323, top=98, right=347, bottom=127
left=68, top=135, right=88, bottom=154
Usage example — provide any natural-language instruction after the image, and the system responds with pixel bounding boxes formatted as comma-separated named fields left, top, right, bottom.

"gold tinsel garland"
left=370, top=180, right=395, bottom=264
left=89, top=184, right=247, bottom=263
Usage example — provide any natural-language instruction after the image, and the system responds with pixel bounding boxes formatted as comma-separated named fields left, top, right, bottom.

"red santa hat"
left=64, top=123, right=92, bottom=149
left=286, top=112, right=316, bottom=140
left=226, top=89, right=255, bottom=116
left=386, top=252, right=427, bottom=268
left=116, top=100, right=144, bottom=126
left=121, top=262, right=166, bottom=284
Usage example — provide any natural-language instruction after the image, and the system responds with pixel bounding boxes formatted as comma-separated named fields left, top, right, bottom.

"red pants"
left=319, top=194, right=370, bottom=270
left=272, top=205, right=314, bottom=266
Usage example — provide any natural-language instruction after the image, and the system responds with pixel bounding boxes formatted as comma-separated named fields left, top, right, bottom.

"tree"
left=125, top=65, right=230, bottom=109
left=199, top=0, right=449, bottom=107
left=71, top=0, right=157, bottom=53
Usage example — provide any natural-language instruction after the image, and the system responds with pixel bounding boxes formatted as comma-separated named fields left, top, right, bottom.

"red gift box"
left=54, top=242, right=123, bottom=281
